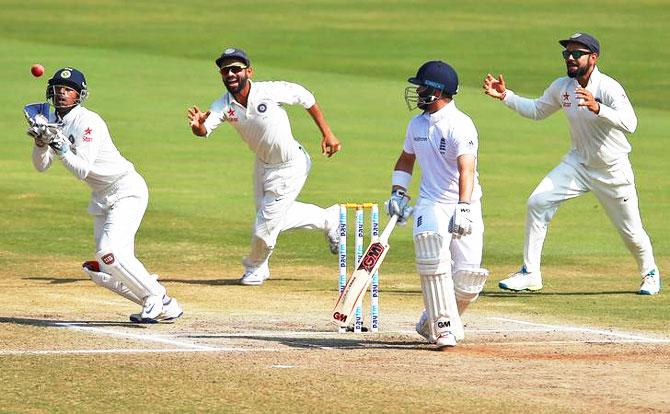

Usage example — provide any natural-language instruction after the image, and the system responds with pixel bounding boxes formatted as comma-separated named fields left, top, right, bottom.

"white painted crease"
left=490, top=317, right=670, bottom=343
left=55, top=322, right=218, bottom=350
left=0, top=347, right=280, bottom=356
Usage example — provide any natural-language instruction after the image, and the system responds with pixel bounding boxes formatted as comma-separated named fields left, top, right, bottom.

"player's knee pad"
left=82, top=261, right=143, bottom=305
left=414, top=232, right=450, bottom=276
left=453, top=267, right=489, bottom=304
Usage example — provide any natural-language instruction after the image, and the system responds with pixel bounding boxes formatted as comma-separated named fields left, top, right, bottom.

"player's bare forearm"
left=457, top=154, right=475, bottom=203
left=308, top=103, right=341, bottom=157
left=392, top=151, right=415, bottom=191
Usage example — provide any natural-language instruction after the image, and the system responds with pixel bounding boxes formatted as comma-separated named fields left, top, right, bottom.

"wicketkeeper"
left=25, top=67, right=182, bottom=323
left=387, top=61, right=488, bottom=349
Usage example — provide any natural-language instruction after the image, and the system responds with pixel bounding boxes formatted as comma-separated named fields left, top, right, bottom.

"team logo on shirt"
left=439, top=137, right=447, bottom=155
left=562, top=92, right=571, bottom=108
left=82, top=127, right=92, bottom=142
left=257, top=103, right=267, bottom=113
left=226, top=108, right=239, bottom=122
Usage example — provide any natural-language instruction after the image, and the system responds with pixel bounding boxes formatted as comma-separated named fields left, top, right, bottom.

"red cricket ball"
left=31, top=64, right=44, bottom=77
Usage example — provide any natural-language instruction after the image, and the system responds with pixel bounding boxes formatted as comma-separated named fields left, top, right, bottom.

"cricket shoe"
left=325, top=204, right=340, bottom=255
left=130, top=294, right=163, bottom=323
left=498, top=266, right=543, bottom=292
left=639, top=268, right=661, bottom=295
left=436, top=332, right=457, bottom=350
left=130, top=296, right=183, bottom=323
left=239, top=262, right=270, bottom=286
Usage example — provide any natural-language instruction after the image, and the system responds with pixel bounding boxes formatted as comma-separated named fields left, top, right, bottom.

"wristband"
left=392, top=170, right=412, bottom=190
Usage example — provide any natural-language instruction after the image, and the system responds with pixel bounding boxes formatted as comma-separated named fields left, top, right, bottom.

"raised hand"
left=483, top=73, right=507, bottom=100
left=187, top=106, right=210, bottom=135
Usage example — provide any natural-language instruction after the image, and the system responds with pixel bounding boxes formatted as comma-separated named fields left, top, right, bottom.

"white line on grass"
left=0, top=347, right=279, bottom=356
left=56, top=322, right=217, bottom=350
left=490, top=317, right=670, bottom=343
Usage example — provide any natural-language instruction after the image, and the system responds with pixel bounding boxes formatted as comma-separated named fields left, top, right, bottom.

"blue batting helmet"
left=46, top=67, right=88, bottom=106
left=408, top=61, right=459, bottom=96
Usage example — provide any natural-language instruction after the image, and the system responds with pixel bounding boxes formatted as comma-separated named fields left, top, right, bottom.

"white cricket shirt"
left=403, top=101, right=482, bottom=204
left=32, top=105, right=135, bottom=192
left=204, top=80, right=316, bottom=164
left=502, top=66, right=637, bottom=168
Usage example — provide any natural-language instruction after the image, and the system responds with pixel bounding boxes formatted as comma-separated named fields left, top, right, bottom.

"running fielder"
left=484, top=32, right=661, bottom=295
left=25, top=67, right=182, bottom=323
left=187, top=48, right=342, bottom=285
left=387, top=61, right=488, bottom=349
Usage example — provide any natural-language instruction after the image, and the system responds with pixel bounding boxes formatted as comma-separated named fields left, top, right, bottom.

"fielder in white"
left=483, top=32, right=661, bottom=295
left=26, top=67, right=182, bottom=323
left=387, top=61, right=488, bottom=349
left=187, top=48, right=342, bottom=286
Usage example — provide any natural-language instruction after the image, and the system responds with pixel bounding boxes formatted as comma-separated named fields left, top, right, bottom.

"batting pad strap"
left=392, top=170, right=412, bottom=191
left=414, top=232, right=449, bottom=275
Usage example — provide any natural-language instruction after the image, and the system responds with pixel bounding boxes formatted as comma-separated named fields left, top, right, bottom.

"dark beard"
left=567, top=65, right=588, bottom=79
left=225, top=76, right=248, bottom=94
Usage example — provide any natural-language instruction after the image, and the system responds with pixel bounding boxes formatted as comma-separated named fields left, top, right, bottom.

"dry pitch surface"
left=1, top=265, right=669, bottom=413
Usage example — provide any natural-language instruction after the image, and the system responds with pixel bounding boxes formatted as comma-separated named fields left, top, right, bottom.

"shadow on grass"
left=0, top=316, right=145, bottom=329
left=481, top=290, right=637, bottom=297
left=23, top=276, right=303, bottom=286
left=185, top=333, right=430, bottom=351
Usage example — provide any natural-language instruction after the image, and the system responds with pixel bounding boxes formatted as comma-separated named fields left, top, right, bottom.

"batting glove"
left=448, top=202, right=473, bottom=239
left=385, top=189, right=413, bottom=225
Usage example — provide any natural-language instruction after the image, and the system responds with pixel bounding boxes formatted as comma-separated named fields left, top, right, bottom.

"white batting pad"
left=82, top=267, right=143, bottom=305
left=415, top=232, right=463, bottom=341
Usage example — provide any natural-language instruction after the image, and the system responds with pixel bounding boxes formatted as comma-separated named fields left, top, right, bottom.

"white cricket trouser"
left=245, top=147, right=329, bottom=271
left=412, top=198, right=484, bottom=271
left=524, top=152, right=656, bottom=275
left=90, top=171, right=166, bottom=297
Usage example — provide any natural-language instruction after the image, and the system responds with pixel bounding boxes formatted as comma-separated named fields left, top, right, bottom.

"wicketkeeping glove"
left=385, top=189, right=413, bottom=225
left=448, top=202, right=473, bottom=239
left=48, top=130, right=70, bottom=156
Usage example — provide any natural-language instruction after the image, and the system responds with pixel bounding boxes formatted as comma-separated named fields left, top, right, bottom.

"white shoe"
left=325, top=204, right=340, bottom=255
left=415, top=310, right=431, bottom=342
left=436, top=332, right=457, bottom=349
left=135, top=295, right=163, bottom=323
left=639, top=269, right=661, bottom=295
left=131, top=296, right=183, bottom=323
left=499, top=266, right=543, bottom=291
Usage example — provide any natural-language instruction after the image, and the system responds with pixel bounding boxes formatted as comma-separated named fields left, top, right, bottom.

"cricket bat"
left=331, top=214, right=399, bottom=327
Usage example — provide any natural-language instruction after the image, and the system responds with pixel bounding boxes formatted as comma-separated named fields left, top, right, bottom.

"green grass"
left=1, top=1, right=669, bottom=412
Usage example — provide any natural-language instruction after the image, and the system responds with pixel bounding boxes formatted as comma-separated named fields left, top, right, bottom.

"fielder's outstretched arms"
left=388, top=60, right=488, bottom=350
left=25, top=67, right=182, bottom=323
left=186, top=47, right=343, bottom=286
left=483, top=32, right=660, bottom=295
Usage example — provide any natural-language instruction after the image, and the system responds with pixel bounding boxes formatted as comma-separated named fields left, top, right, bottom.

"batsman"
left=387, top=61, right=488, bottom=349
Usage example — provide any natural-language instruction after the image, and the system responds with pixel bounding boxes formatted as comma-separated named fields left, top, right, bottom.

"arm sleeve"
left=270, top=81, right=316, bottom=108
left=32, top=144, right=53, bottom=172
left=59, top=117, right=106, bottom=180
left=453, top=118, right=479, bottom=157
left=204, top=98, right=227, bottom=137
left=502, top=80, right=562, bottom=120
left=596, top=80, right=637, bottom=133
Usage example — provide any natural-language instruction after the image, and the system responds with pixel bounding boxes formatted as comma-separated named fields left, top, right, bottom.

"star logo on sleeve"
left=562, top=92, right=571, bottom=108
left=226, top=108, right=239, bottom=122
left=83, top=127, right=93, bottom=142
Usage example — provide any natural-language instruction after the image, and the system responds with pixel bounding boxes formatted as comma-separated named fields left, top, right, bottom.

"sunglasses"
left=562, top=50, right=592, bottom=60
left=220, top=66, right=247, bottom=74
